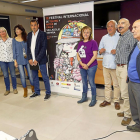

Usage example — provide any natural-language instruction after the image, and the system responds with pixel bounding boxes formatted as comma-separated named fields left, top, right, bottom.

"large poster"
left=43, top=2, right=94, bottom=96
left=45, top=11, right=92, bottom=82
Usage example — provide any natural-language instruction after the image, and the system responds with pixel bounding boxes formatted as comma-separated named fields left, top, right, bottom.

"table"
left=0, top=131, right=16, bottom=140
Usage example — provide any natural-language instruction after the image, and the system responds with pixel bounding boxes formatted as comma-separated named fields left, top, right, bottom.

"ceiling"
left=0, top=0, right=127, bottom=8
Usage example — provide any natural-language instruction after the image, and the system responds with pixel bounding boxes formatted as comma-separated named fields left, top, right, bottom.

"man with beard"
left=115, top=18, right=137, bottom=126
left=127, top=19, right=140, bottom=132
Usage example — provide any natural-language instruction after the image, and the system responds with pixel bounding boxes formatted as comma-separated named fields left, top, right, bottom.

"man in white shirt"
left=27, top=19, right=51, bottom=100
left=99, top=20, right=120, bottom=110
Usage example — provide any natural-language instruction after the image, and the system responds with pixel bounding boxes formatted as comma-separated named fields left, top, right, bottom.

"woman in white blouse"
left=0, top=27, right=18, bottom=95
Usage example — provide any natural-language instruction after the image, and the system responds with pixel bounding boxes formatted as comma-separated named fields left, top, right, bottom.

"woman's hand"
left=14, top=61, right=18, bottom=68
left=82, top=63, right=88, bottom=70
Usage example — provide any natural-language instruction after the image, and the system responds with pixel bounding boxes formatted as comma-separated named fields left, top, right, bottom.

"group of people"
left=77, top=18, right=140, bottom=132
left=0, top=18, right=140, bottom=132
left=0, top=19, right=51, bottom=100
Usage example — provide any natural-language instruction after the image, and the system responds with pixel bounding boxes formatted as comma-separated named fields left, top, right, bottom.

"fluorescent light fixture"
left=94, top=0, right=125, bottom=4
left=21, top=0, right=38, bottom=3
left=0, top=18, right=8, bottom=19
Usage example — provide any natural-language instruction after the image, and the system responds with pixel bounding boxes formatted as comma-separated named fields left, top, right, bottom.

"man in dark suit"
left=27, top=19, right=51, bottom=100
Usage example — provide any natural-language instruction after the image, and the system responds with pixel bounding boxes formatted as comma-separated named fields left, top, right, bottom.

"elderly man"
left=115, top=18, right=137, bottom=126
left=99, top=20, right=120, bottom=110
left=127, top=19, right=140, bottom=132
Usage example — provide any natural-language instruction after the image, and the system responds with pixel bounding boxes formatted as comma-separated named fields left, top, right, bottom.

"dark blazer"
left=27, top=30, right=48, bottom=65
left=127, top=42, right=140, bottom=82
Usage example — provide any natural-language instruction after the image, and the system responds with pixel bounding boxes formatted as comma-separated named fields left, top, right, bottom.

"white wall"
left=0, top=1, right=42, bottom=17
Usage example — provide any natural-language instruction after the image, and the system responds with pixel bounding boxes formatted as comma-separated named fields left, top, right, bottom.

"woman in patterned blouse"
left=0, top=27, right=18, bottom=95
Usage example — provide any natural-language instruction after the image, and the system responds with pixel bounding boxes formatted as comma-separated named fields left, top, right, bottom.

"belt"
left=117, top=64, right=126, bottom=66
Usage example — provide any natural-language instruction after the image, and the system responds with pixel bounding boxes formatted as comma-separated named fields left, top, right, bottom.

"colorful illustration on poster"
left=45, top=11, right=92, bottom=83
left=54, top=20, right=88, bottom=83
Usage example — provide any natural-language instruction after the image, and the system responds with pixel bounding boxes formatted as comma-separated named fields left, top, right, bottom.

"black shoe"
left=30, top=93, right=40, bottom=98
left=44, top=94, right=51, bottom=100
left=127, top=124, right=140, bottom=132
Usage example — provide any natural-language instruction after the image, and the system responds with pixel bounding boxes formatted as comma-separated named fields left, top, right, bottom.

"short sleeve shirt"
left=77, top=40, right=98, bottom=69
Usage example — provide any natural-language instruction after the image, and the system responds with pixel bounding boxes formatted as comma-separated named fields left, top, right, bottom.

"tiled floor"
left=0, top=76, right=140, bottom=140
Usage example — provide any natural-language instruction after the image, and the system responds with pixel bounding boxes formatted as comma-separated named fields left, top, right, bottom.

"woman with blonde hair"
left=77, top=26, right=98, bottom=107
left=13, top=24, right=34, bottom=98
left=0, top=27, right=18, bottom=95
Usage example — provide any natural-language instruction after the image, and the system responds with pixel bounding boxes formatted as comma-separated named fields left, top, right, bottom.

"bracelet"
left=79, top=60, right=81, bottom=63
left=86, top=64, right=89, bottom=67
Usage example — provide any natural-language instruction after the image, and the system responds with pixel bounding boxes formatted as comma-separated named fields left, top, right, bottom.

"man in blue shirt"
left=127, top=19, right=140, bottom=132
left=99, top=20, right=120, bottom=110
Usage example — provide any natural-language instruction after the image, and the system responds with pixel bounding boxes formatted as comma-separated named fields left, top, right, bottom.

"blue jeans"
left=32, top=64, right=51, bottom=95
left=80, top=65, right=97, bottom=96
left=0, top=61, right=17, bottom=91
left=18, top=64, right=33, bottom=88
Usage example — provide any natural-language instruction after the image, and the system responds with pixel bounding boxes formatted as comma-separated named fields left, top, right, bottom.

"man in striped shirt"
left=115, top=18, right=137, bottom=126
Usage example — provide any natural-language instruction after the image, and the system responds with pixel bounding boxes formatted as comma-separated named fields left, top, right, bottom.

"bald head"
left=118, top=18, right=130, bottom=35
left=133, top=19, right=140, bottom=24
left=132, top=19, right=140, bottom=41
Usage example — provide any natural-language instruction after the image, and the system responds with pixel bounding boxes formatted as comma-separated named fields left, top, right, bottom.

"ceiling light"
left=21, top=0, right=38, bottom=3
left=0, top=18, right=8, bottom=19
left=94, top=0, right=125, bottom=4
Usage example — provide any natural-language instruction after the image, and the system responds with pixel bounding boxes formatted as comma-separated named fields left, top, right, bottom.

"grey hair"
left=106, top=20, right=118, bottom=28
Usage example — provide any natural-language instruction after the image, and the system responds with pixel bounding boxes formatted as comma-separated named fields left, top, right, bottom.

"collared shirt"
left=115, top=30, right=137, bottom=64
left=31, top=29, right=39, bottom=61
left=0, top=38, right=14, bottom=62
left=99, top=32, right=120, bottom=69
left=137, top=41, right=140, bottom=50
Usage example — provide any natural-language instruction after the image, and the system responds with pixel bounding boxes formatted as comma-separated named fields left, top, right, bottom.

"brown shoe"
left=121, top=117, right=132, bottom=126
left=117, top=112, right=124, bottom=117
left=4, top=90, right=10, bottom=96
left=23, top=87, right=28, bottom=98
left=114, top=102, right=120, bottom=110
left=13, top=89, right=18, bottom=94
left=99, top=101, right=111, bottom=107
left=31, top=85, right=35, bottom=93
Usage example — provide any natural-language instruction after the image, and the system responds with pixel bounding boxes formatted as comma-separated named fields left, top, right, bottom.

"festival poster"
left=45, top=11, right=92, bottom=83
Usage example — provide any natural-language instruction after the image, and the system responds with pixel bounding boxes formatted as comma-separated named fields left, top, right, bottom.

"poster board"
left=43, top=2, right=94, bottom=97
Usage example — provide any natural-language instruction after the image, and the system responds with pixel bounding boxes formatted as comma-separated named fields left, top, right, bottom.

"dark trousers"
left=32, top=64, right=51, bottom=95
left=128, top=81, right=140, bottom=125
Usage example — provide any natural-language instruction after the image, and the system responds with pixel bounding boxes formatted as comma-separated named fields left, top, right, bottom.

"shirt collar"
left=119, top=29, right=130, bottom=36
left=32, top=29, right=39, bottom=36
left=0, top=37, right=10, bottom=43
left=108, top=31, right=118, bottom=37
